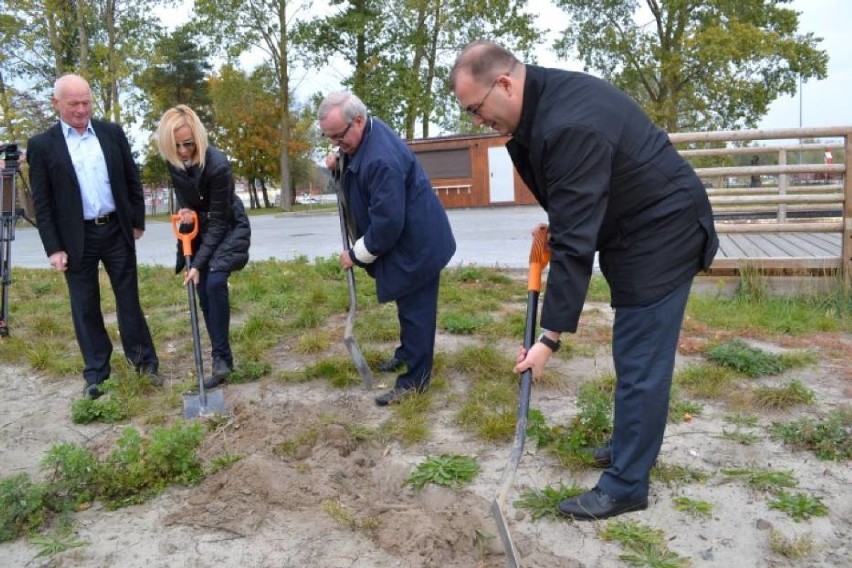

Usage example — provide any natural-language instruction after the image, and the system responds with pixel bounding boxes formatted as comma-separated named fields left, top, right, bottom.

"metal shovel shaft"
left=336, top=177, right=374, bottom=389
left=492, top=290, right=538, bottom=568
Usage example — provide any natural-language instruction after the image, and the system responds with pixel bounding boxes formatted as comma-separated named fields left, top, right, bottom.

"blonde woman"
left=157, top=105, right=251, bottom=388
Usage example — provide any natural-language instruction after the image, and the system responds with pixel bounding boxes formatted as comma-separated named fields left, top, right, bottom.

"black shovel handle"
left=172, top=212, right=207, bottom=403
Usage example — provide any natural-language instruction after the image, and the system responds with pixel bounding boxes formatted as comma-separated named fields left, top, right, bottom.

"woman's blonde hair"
left=156, top=105, right=209, bottom=170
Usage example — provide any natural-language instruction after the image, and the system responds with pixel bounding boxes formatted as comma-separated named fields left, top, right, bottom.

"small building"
left=407, top=133, right=536, bottom=209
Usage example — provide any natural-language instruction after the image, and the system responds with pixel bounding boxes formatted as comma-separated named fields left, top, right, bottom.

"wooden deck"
left=710, top=232, right=843, bottom=275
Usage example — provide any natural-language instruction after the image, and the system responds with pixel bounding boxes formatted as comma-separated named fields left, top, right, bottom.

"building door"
left=488, top=146, right=515, bottom=203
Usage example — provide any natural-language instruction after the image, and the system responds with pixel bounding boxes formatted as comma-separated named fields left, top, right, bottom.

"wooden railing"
left=670, top=127, right=851, bottom=286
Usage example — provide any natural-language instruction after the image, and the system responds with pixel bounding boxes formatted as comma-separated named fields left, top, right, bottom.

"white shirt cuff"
left=352, top=237, right=377, bottom=264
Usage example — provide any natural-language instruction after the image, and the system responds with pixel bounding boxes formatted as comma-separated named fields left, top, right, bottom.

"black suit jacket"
left=507, top=66, right=718, bottom=333
left=28, top=119, right=145, bottom=268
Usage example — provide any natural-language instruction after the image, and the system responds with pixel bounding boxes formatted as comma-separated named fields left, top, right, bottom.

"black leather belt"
left=85, top=212, right=115, bottom=225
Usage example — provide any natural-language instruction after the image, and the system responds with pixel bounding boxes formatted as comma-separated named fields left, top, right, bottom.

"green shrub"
left=0, top=473, right=48, bottom=541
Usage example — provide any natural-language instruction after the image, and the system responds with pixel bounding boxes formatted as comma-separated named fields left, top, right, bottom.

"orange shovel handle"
left=171, top=211, right=199, bottom=257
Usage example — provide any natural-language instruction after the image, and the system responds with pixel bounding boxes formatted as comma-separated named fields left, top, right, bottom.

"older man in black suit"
left=28, top=74, right=159, bottom=399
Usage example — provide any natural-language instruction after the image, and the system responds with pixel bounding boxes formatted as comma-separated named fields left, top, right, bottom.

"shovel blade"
left=491, top=498, right=521, bottom=568
left=183, top=388, right=227, bottom=419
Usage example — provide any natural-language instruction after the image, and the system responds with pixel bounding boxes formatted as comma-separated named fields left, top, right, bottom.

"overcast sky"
left=756, top=0, right=852, bottom=130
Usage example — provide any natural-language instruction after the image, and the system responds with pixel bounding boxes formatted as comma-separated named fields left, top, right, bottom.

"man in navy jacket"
left=451, top=42, right=718, bottom=520
left=319, top=91, right=456, bottom=406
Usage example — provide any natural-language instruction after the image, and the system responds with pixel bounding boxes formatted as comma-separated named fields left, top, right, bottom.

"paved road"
left=7, top=206, right=550, bottom=271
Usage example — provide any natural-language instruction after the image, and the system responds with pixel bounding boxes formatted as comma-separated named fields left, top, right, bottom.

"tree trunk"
left=76, top=0, right=88, bottom=75
left=277, top=2, right=292, bottom=211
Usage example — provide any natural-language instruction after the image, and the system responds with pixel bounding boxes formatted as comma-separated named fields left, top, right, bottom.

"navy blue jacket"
left=342, top=116, right=456, bottom=302
left=507, top=66, right=718, bottom=333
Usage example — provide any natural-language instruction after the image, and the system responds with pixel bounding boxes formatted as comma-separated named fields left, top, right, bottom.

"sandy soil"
left=0, top=302, right=850, bottom=568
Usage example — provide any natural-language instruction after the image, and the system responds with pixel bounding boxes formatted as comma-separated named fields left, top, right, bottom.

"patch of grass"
left=651, top=462, right=710, bottom=488
left=29, top=531, right=89, bottom=559
left=295, top=332, right=332, bottom=353
left=405, top=454, right=479, bottom=491
left=768, top=491, right=829, bottom=522
left=721, top=429, right=760, bottom=445
left=353, top=303, right=399, bottom=343
left=705, top=339, right=786, bottom=377
left=206, top=453, right=243, bottom=475
left=721, top=466, right=797, bottom=494
left=514, top=483, right=584, bottom=521
left=274, top=426, right=320, bottom=459
left=687, top=284, right=850, bottom=334
left=768, top=529, right=815, bottom=559
left=586, top=275, right=611, bottom=302
left=770, top=409, right=851, bottom=460
left=385, top=390, right=433, bottom=445
left=599, top=519, right=688, bottom=568
left=290, top=356, right=361, bottom=388
left=724, top=413, right=760, bottom=427
left=668, top=397, right=703, bottom=423
left=672, top=496, right=712, bottom=518
left=453, top=345, right=519, bottom=441
left=674, top=362, right=738, bottom=399
left=228, top=359, right=272, bottom=384
left=542, top=375, right=614, bottom=469
left=750, top=379, right=815, bottom=410
left=439, top=311, right=492, bottom=334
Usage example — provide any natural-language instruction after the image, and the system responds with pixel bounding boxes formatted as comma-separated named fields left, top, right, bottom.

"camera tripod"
left=1, top=145, right=34, bottom=337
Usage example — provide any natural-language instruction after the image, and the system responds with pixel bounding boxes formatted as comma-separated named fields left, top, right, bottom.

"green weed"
left=514, top=483, right=584, bottom=520
left=651, top=463, right=710, bottom=488
left=672, top=496, right=712, bottom=518
left=405, top=454, right=479, bottom=491
left=0, top=474, right=48, bottom=541
left=768, top=491, right=829, bottom=522
left=29, top=531, right=88, bottom=558
left=721, top=429, right=760, bottom=445
left=599, top=519, right=688, bottom=568
left=721, top=466, right=797, bottom=493
left=771, top=409, right=851, bottom=460
left=724, top=414, right=760, bottom=427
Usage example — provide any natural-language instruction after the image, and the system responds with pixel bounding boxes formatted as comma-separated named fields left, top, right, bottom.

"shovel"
left=172, top=212, right=227, bottom=419
left=492, top=225, right=551, bottom=568
left=334, top=155, right=374, bottom=389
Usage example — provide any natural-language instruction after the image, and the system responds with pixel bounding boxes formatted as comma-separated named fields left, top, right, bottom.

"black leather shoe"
left=375, top=386, right=421, bottom=406
left=212, top=357, right=232, bottom=380
left=203, top=374, right=225, bottom=390
left=591, top=445, right=612, bottom=468
left=558, top=487, right=648, bottom=521
left=84, top=383, right=103, bottom=400
left=375, top=356, right=405, bottom=373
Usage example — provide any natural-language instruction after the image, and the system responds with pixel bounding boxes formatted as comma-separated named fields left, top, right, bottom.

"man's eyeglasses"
left=464, top=61, right=517, bottom=117
left=176, top=140, right=196, bottom=150
left=323, top=121, right=353, bottom=142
